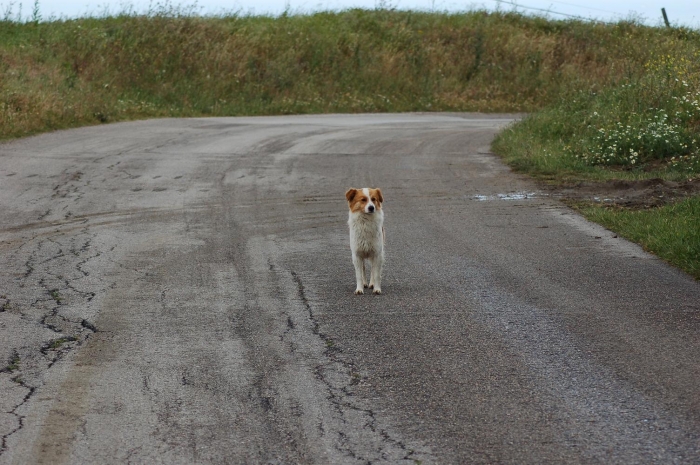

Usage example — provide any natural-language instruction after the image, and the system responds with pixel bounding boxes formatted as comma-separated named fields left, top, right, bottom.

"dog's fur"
left=346, top=187, right=385, bottom=295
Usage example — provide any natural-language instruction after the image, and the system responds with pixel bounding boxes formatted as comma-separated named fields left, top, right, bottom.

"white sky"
left=4, top=0, right=698, bottom=28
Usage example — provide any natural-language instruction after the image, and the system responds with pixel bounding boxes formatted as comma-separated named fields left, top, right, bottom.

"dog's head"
left=345, top=188, right=383, bottom=214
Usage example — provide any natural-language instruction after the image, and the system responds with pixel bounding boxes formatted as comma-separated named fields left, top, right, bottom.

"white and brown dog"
left=345, top=187, right=385, bottom=295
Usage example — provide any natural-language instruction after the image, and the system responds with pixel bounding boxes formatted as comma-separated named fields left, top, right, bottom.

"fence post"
left=661, top=8, right=670, bottom=28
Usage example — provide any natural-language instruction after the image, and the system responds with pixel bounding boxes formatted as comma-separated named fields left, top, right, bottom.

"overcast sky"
left=4, top=0, right=698, bottom=28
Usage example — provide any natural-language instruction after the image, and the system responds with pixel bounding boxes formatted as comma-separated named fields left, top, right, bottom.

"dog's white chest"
left=349, top=212, right=383, bottom=257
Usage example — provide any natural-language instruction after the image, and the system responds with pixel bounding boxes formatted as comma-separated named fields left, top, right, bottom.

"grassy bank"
left=492, top=65, right=700, bottom=182
left=1, top=8, right=699, bottom=277
left=0, top=8, right=695, bottom=139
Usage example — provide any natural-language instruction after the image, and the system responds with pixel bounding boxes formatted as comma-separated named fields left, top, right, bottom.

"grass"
left=3, top=352, right=20, bottom=372
left=492, top=41, right=700, bottom=182
left=47, top=336, right=77, bottom=350
left=1, top=6, right=698, bottom=277
left=574, top=198, right=700, bottom=279
left=1, top=7, right=697, bottom=140
left=49, top=289, right=61, bottom=304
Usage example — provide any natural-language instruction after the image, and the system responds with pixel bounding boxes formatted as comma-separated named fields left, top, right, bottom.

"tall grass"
left=2, top=7, right=696, bottom=140
left=493, top=29, right=700, bottom=180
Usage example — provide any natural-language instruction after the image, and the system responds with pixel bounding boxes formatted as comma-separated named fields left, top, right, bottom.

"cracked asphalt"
left=1, top=113, right=699, bottom=464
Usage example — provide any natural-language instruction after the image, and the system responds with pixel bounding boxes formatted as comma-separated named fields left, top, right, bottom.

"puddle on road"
left=473, top=192, right=539, bottom=201
left=473, top=192, right=622, bottom=204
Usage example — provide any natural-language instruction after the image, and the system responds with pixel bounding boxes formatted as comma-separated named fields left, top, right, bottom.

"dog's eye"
left=371, top=198, right=376, bottom=201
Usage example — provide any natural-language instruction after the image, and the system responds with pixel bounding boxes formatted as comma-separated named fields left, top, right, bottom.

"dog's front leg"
left=369, top=255, right=383, bottom=295
left=352, top=255, right=366, bottom=295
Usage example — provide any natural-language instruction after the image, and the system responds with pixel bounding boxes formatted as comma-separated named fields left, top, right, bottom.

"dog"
left=345, top=187, right=385, bottom=295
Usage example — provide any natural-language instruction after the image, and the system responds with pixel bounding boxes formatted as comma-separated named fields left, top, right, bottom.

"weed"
left=4, top=351, right=20, bottom=372
left=350, top=371, right=362, bottom=385
left=49, top=289, right=61, bottom=304
left=47, top=336, right=76, bottom=350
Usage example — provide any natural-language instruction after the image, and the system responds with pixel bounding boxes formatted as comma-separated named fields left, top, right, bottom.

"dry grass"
left=1, top=8, right=693, bottom=140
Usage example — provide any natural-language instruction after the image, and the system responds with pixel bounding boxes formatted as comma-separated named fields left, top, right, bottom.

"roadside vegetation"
left=1, top=5, right=698, bottom=277
left=577, top=198, right=700, bottom=279
left=491, top=21, right=700, bottom=279
left=492, top=42, right=700, bottom=182
left=2, top=6, right=694, bottom=139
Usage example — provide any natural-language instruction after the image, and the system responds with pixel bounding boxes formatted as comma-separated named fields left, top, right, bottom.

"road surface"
left=1, top=114, right=699, bottom=464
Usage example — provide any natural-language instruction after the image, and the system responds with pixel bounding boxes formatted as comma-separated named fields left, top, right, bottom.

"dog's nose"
left=368, top=205, right=375, bottom=212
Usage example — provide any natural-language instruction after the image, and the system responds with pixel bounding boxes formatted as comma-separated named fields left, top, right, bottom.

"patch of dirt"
left=544, top=178, right=700, bottom=208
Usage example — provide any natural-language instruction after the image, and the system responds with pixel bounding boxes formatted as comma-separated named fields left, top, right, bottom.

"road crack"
left=0, top=370, right=36, bottom=455
left=290, top=270, right=422, bottom=463
left=0, top=224, right=110, bottom=457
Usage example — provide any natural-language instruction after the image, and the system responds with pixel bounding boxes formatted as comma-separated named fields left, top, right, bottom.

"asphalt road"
left=1, top=114, right=699, bottom=464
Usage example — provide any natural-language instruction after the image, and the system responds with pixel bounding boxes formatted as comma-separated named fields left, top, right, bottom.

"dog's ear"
left=345, top=188, right=358, bottom=202
left=373, top=188, right=384, bottom=203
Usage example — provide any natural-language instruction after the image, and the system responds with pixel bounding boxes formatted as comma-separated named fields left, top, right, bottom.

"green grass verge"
left=573, top=198, right=700, bottom=279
